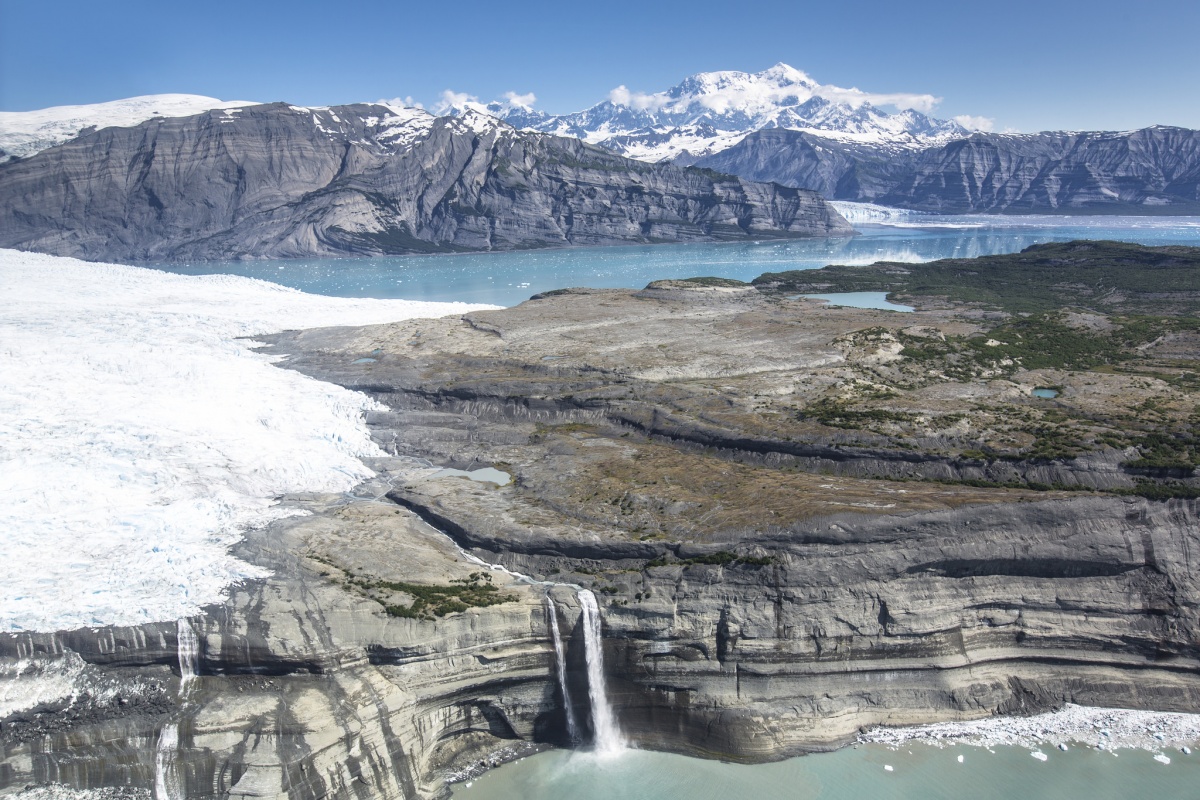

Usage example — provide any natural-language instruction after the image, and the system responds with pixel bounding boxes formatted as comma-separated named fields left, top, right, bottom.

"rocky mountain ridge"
left=480, top=63, right=972, bottom=162
left=0, top=102, right=852, bottom=263
left=693, top=125, right=1200, bottom=213
left=470, top=65, right=1200, bottom=213
left=8, top=68, right=1196, bottom=220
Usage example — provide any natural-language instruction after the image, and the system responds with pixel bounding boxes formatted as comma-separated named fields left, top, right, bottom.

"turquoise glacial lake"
left=149, top=215, right=1200, bottom=307
left=451, top=744, right=1200, bottom=800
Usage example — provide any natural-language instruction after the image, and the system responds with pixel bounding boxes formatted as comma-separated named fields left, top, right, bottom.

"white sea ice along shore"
left=0, top=249, right=497, bottom=633
left=859, top=704, right=1200, bottom=752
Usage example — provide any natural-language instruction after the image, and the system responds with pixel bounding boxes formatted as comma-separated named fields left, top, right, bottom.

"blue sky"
left=2, top=0, right=1197, bottom=132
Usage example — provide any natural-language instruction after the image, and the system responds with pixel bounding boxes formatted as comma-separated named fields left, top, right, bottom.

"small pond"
left=430, top=467, right=513, bottom=486
left=799, top=292, right=914, bottom=312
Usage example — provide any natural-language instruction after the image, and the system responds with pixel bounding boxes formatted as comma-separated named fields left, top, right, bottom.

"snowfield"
left=0, top=250, right=497, bottom=633
left=0, top=94, right=259, bottom=161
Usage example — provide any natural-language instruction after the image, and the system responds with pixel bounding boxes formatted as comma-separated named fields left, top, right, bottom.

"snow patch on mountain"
left=0, top=249, right=497, bottom=633
left=0, top=94, right=259, bottom=161
left=367, top=104, right=439, bottom=149
left=472, top=64, right=978, bottom=162
left=0, top=96, right=449, bottom=161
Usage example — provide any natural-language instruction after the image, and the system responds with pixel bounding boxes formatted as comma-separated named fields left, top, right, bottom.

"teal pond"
left=451, top=744, right=1200, bottom=800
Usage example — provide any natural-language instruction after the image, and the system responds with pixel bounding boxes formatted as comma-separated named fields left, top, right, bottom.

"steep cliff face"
left=686, top=128, right=909, bottom=202
left=694, top=125, right=1200, bottom=213
left=0, top=103, right=852, bottom=263
left=253, top=267, right=1200, bottom=764
left=0, top=488, right=560, bottom=799
left=879, top=127, right=1200, bottom=213
left=8, top=250, right=1200, bottom=798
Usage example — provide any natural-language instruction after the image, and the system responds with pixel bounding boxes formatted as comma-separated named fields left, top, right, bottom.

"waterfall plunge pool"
left=450, top=741, right=1200, bottom=800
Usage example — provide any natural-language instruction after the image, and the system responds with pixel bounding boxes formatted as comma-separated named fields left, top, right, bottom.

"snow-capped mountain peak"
left=488, top=64, right=973, bottom=162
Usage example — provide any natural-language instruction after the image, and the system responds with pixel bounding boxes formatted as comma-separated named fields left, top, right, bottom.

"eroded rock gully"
left=5, top=284, right=1200, bottom=798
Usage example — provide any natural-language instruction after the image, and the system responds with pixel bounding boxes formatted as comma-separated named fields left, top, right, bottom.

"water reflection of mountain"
left=149, top=219, right=1200, bottom=306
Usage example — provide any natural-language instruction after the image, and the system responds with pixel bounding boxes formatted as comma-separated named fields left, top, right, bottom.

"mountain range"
left=692, top=125, right=1200, bottom=213
left=468, top=65, right=1200, bottom=214
left=0, top=101, right=850, bottom=262
left=2, top=63, right=1199, bottom=264
left=476, top=63, right=973, bottom=162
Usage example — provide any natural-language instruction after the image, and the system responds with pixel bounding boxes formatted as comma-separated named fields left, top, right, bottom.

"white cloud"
left=433, top=89, right=478, bottom=114
left=608, top=85, right=669, bottom=112
left=953, top=114, right=996, bottom=132
left=502, top=91, right=537, bottom=110
left=378, top=96, right=423, bottom=110
left=814, top=85, right=941, bottom=113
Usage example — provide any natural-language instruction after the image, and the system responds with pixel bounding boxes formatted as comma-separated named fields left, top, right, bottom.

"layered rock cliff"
left=0, top=103, right=852, bottom=263
left=0, top=482, right=559, bottom=799
left=694, top=125, right=1200, bottom=213
left=254, top=246, right=1200, bottom=765
left=6, top=245, right=1200, bottom=799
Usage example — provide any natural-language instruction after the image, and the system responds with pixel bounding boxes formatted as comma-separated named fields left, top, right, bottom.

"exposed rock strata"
left=0, top=104, right=851, bottom=263
left=6, top=270, right=1200, bottom=798
left=259, top=281, right=1200, bottom=764
left=694, top=126, right=1200, bottom=213
left=1, top=483, right=562, bottom=799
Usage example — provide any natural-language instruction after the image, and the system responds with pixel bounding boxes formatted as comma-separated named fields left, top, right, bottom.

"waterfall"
left=578, top=589, right=624, bottom=754
left=545, top=595, right=581, bottom=745
left=401, top=508, right=628, bottom=752
left=176, top=617, right=199, bottom=696
left=154, top=722, right=182, bottom=800
left=156, top=618, right=199, bottom=799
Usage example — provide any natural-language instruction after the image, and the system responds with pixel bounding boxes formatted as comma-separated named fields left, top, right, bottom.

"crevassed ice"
left=0, top=250, right=497, bottom=633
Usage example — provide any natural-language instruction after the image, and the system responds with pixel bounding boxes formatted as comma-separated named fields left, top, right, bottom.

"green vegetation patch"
left=891, top=312, right=1198, bottom=379
left=752, top=241, right=1200, bottom=316
left=351, top=571, right=518, bottom=620
left=676, top=276, right=749, bottom=288
left=1123, top=429, right=1200, bottom=471
left=797, top=396, right=918, bottom=428
left=1116, top=481, right=1200, bottom=501
left=645, top=550, right=775, bottom=569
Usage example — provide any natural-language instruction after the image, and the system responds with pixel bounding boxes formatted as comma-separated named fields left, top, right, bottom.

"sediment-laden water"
left=149, top=215, right=1200, bottom=307
left=451, top=744, right=1200, bottom=800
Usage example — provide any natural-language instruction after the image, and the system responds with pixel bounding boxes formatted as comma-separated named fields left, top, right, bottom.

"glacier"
left=0, top=249, right=497, bottom=633
left=0, top=94, right=259, bottom=162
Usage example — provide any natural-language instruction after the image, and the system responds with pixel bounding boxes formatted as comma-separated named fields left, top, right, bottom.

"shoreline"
left=443, top=702, right=1200, bottom=789
left=858, top=704, right=1200, bottom=753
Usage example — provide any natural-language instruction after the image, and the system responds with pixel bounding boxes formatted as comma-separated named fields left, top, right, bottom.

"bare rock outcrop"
left=0, top=104, right=852, bottom=263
